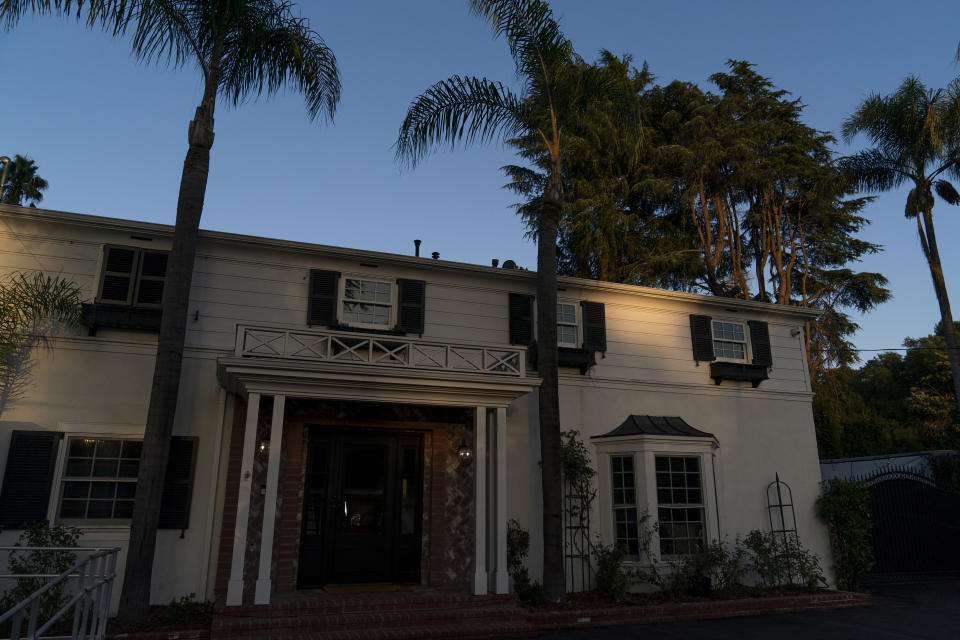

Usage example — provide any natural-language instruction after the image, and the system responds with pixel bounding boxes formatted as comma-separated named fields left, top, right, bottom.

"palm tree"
left=397, top=0, right=605, bottom=602
left=0, top=271, right=82, bottom=416
left=841, top=76, right=960, bottom=412
left=0, top=154, right=49, bottom=206
left=1, top=0, right=341, bottom=618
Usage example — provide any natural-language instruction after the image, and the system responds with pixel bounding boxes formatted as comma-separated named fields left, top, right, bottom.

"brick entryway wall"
left=214, top=397, right=475, bottom=604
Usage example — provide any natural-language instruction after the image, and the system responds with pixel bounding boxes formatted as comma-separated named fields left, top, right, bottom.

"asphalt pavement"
left=525, top=579, right=960, bottom=639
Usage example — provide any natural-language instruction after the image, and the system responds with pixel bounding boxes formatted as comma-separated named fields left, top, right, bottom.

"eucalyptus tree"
left=0, top=154, right=48, bottom=206
left=396, top=0, right=604, bottom=601
left=0, top=0, right=341, bottom=618
left=841, top=77, right=960, bottom=412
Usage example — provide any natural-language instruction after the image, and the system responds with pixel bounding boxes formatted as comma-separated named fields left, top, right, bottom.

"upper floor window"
left=557, top=302, right=579, bottom=347
left=711, top=320, right=747, bottom=361
left=96, top=245, right=168, bottom=308
left=341, top=278, right=394, bottom=328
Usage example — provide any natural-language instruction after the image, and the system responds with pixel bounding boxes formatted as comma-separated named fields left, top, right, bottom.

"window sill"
left=82, top=303, right=162, bottom=336
left=709, top=361, right=769, bottom=388
left=529, top=344, right=598, bottom=374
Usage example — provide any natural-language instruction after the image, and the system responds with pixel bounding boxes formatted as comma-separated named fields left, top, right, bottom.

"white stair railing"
left=0, top=547, right=119, bottom=640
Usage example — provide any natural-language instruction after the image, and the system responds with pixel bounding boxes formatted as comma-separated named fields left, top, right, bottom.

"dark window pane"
left=92, top=460, right=118, bottom=478
left=113, top=501, right=134, bottom=519
left=116, top=483, right=136, bottom=499
left=661, top=539, right=674, bottom=555
left=140, top=252, right=168, bottom=277
left=672, top=488, right=686, bottom=503
left=60, top=500, right=87, bottom=518
left=621, top=456, right=634, bottom=473
left=105, top=248, right=136, bottom=273
left=655, top=457, right=668, bottom=472
left=90, top=482, right=116, bottom=499
left=612, top=456, right=623, bottom=473
left=121, top=441, right=142, bottom=459
left=656, top=472, right=670, bottom=488
left=65, top=459, right=92, bottom=477
left=657, top=488, right=671, bottom=503
left=96, top=440, right=121, bottom=458
left=69, top=439, right=96, bottom=457
left=118, top=460, right=139, bottom=478
left=685, top=457, right=700, bottom=472
left=689, top=488, right=702, bottom=503
left=87, top=501, right=113, bottom=518
left=63, top=482, right=89, bottom=499
left=136, top=279, right=164, bottom=305
left=686, top=473, right=701, bottom=490
left=100, top=275, right=131, bottom=301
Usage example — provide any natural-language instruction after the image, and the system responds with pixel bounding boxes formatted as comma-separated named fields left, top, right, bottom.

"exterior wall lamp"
left=457, top=439, right=473, bottom=463
left=258, top=438, right=270, bottom=456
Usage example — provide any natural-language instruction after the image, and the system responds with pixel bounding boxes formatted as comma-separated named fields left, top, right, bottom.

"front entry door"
left=298, top=427, right=423, bottom=587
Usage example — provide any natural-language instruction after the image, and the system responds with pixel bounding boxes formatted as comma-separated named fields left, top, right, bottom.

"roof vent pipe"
left=491, top=258, right=499, bottom=268
left=432, top=251, right=440, bottom=260
left=414, top=239, right=421, bottom=257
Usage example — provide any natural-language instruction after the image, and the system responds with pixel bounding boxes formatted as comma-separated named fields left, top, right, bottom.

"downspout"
left=711, top=449, right=721, bottom=540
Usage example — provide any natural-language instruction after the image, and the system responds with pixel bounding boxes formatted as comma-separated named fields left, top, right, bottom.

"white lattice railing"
left=235, top=325, right=526, bottom=377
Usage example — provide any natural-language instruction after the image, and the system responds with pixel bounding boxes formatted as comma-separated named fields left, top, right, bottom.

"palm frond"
left=468, top=0, right=571, bottom=84
left=217, top=0, right=339, bottom=121
left=935, top=179, right=960, bottom=205
left=396, top=75, right=524, bottom=167
left=0, top=0, right=133, bottom=34
left=837, top=148, right=906, bottom=192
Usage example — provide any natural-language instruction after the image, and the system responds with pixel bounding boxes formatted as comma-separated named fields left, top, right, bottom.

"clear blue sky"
left=3, top=0, right=959, bottom=359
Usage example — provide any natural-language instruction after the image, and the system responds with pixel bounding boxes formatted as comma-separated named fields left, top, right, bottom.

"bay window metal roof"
left=592, top=415, right=714, bottom=439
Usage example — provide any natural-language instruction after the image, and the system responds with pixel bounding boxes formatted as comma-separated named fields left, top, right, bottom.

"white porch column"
left=473, top=406, right=488, bottom=595
left=226, top=392, right=260, bottom=606
left=492, top=406, right=509, bottom=594
left=254, top=394, right=286, bottom=605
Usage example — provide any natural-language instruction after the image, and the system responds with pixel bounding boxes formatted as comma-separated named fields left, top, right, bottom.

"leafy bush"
left=0, top=523, right=82, bottom=629
left=674, top=539, right=748, bottom=596
left=164, top=593, right=213, bottom=623
left=818, top=479, right=874, bottom=590
left=742, top=530, right=823, bottom=590
left=506, top=519, right=543, bottom=605
left=592, top=542, right=630, bottom=602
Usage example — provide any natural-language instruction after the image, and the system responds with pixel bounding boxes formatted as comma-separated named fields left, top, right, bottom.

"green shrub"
left=164, top=593, right=213, bottom=622
left=674, top=539, right=748, bottom=596
left=817, top=479, right=874, bottom=590
left=742, top=530, right=823, bottom=590
left=506, top=519, right=543, bottom=605
left=0, top=523, right=82, bottom=630
left=592, top=542, right=630, bottom=602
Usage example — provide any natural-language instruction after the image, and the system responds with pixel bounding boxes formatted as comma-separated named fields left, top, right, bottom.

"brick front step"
left=115, top=590, right=868, bottom=640
left=210, top=603, right=523, bottom=635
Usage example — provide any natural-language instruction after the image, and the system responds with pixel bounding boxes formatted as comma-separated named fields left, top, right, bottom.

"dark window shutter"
left=0, top=431, right=62, bottom=528
left=396, top=279, right=426, bottom=333
left=307, top=270, right=340, bottom=326
left=99, top=246, right=137, bottom=304
left=134, top=251, right=168, bottom=306
left=689, top=314, right=715, bottom=362
left=509, top=293, right=535, bottom=345
left=749, top=320, right=773, bottom=367
left=581, top=301, right=606, bottom=351
left=159, top=436, right=198, bottom=530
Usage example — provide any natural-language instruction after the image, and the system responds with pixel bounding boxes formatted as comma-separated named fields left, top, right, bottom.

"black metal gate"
left=854, top=467, right=960, bottom=574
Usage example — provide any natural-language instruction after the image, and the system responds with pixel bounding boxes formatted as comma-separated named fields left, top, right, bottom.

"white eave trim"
left=216, top=356, right=541, bottom=408
left=2, top=204, right=820, bottom=320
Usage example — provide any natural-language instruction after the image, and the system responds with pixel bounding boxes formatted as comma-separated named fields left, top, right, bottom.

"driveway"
left=526, top=580, right=960, bottom=639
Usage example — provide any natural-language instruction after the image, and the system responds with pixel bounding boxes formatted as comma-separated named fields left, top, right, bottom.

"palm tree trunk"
left=919, top=208, right=960, bottom=412
left=538, top=157, right=565, bottom=604
left=117, top=95, right=217, bottom=620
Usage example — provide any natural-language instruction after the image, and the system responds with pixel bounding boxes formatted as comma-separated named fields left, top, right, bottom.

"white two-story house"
left=0, top=204, right=830, bottom=609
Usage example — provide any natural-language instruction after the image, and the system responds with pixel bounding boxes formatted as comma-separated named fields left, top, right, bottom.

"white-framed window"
left=595, top=436, right=718, bottom=562
left=57, top=436, right=142, bottom=523
left=557, top=301, right=579, bottom=347
left=339, top=277, right=396, bottom=329
left=711, top=319, right=748, bottom=362
left=654, top=455, right=706, bottom=555
left=96, top=245, right=168, bottom=308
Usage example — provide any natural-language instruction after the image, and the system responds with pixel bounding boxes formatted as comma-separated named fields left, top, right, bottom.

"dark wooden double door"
left=298, top=427, right=424, bottom=587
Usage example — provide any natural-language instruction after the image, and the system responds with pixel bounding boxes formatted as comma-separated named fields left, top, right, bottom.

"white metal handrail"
left=235, top=325, right=527, bottom=377
left=0, top=547, right=119, bottom=640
